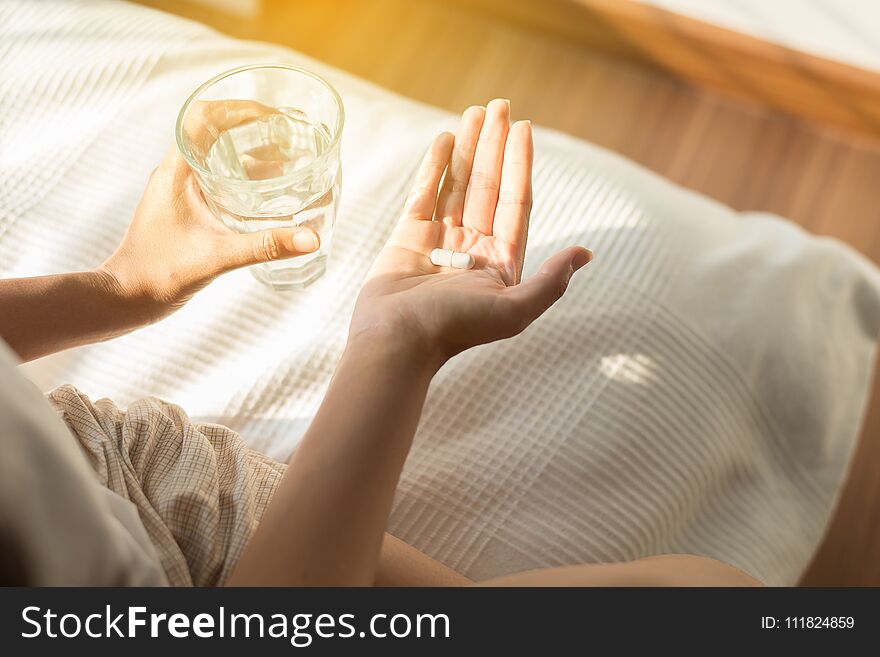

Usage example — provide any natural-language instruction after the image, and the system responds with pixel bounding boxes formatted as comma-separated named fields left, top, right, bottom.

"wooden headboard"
left=457, top=0, right=880, bottom=139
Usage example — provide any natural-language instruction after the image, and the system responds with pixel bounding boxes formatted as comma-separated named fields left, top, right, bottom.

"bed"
left=2, top=0, right=879, bottom=585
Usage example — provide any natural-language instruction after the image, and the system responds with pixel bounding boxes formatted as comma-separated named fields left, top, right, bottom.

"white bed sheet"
left=2, top=0, right=879, bottom=584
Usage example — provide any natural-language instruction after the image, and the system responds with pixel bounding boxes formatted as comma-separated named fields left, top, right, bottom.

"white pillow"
left=4, top=0, right=879, bottom=585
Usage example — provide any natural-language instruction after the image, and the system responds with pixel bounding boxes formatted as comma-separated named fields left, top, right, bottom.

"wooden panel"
left=801, top=355, right=880, bottom=586
left=457, top=0, right=880, bottom=138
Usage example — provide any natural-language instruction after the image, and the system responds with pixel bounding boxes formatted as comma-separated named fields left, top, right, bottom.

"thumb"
left=504, top=246, right=592, bottom=325
left=219, top=226, right=321, bottom=273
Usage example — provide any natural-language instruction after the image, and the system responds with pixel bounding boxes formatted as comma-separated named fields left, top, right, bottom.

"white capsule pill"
left=430, top=248, right=475, bottom=270
left=450, top=251, right=475, bottom=269
left=430, top=248, right=453, bottom=267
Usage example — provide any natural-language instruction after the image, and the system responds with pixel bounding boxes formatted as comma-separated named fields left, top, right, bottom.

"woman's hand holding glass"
left=99, top=101, right=322, bottom=322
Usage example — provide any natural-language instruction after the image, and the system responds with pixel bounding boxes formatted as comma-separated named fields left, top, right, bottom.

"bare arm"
left=1, top=106, right=319, bottom=363
left=231, top=333, right=443, bottom=586
left=228, top=100, right=592, bottom=586
left=0, top=153, right=318, bottom=362
left=0, top=271, right=152, bottom=362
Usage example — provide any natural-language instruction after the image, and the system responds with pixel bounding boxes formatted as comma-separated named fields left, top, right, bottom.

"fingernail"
left=293, top=228, right=320, bottom=253
left=571, top=248, right=593, bottom=271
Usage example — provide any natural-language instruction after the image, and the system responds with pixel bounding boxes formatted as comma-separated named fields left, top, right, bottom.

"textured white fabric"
left=3, top=0, right=879, bottom=585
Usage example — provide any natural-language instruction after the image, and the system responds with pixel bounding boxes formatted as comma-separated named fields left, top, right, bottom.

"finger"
left=403, top=132, right=455, bottom=220
left=217, top=226, right=321, bottom=273
left=434, top=105, right=486, bottom=225
left=181, top=99, right=280, bottom=160
left=493, top=121, right=533, bottom=282
left=503, top=246, right=592, bottom=326
left=241, top=151, right=286, bottom=180
left=461, top=98, right=510, bottom=234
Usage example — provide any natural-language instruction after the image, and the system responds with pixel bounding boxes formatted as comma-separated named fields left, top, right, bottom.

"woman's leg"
left=474, top=555, right=762, bottom=587
left=375, top=534, right=471, bottom=586
left=373, top=536, right=759, bottom=586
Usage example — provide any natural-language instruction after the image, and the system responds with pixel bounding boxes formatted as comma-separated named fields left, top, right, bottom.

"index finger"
left=492, top=120, right=533, bottom=281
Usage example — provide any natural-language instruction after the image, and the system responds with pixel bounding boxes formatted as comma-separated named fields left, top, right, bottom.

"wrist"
left=90, top=266, right=163, bottom=327
left=345, top=324, right=448, bottom=377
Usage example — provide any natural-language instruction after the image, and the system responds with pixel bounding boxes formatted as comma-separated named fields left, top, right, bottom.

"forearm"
left=228, top=330, right=443, bottom=586
left=0, top=271, right=152, bottom=362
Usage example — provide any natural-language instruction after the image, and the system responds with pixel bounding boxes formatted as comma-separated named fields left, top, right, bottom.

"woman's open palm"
left=351, top=99, right=591, bottom=359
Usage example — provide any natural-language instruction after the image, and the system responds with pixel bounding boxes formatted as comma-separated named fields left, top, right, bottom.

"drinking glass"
left=176, top=64, right=344, bottom=289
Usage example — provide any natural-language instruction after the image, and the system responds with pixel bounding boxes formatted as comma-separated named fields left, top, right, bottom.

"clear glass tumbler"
left=176, top=64, right=344, bottom=289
